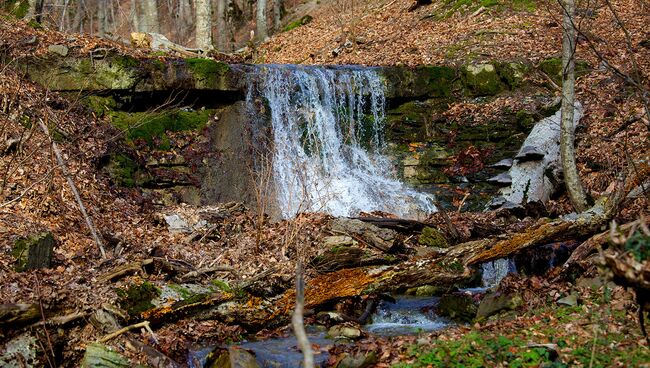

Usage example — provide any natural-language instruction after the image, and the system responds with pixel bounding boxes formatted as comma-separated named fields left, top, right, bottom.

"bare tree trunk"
left=560, top=0, right=589, bottom=212
left=26, top=0, right=43, bottom=22
left=216, top=0, right=228, bottom=50
left=97, top=0, right=108, bottom=36
left=256, top=0, right=267, bottom=41
left=131, top=0, right=140, bottom=32
left=140, top=0, right=160, bottom=33
left=195, top=0, right=213, bottom=49
left=273, top=0, right=282, bottom=32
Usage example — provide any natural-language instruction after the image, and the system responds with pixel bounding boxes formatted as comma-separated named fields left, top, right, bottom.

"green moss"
left=112, top=55, right=139, bottom=69
left=210, top=279, right=233, bottom=293
left=105, top=153, right=150, bottom=187
left=539, top=58, right=591, bottom=85
left=116, top=281, right=161, bottom=317
left=417, top=66, right=456, bottom=97
left=168, top=284, right=193, bottom=299
left=419, top=227, right=449, bottom=248
left=27, top=19, right=42, bottom=29
left=496, top=62, right=529, bottom=88
left=83, top=95, right=117, bottom=117
left=186, top=58, right=229, bottom=82
left=462, top=63, right=505, bottom=96
left=109, top=109, right=214, bottom=148
left=283, top=15, right=313, bottom=32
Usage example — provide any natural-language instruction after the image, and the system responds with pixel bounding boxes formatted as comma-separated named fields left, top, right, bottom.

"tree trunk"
left=97, top=1, right=108, bottom=36
left=256, top=0, right=267, bottom=41
left=560, top=0, right=589, bottom=212
left=26, top=0, right=43, bottom=22
left=140, top=0, right=160, bottom=33
left=216, top=0, right=228, bottom=50
left=273, top=0, right=283, bottom=32
left=195, top=0, right=213, bottom=50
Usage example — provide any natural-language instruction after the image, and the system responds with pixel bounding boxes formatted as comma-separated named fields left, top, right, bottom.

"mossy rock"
left=283, top=15, right=313, bottom=32
left=462, top=63, right=505, bottom=96
left=419, top=226, right=449, bottom=248
left=12, top=232, right=55, bottom=272
left=115, top=281, right=161, bottom=318
left=538, top=57, right=591, bottom=85
left=82, top=343, right=131, bottom=368
left=405, top=285, right=442, bottom=297
left=415, top=66, right=456, bottom=98
left=185, top=58, right=230, bottom=89
left=25, top=56, right=140, bottom=91
left=437, top=293, right=478, bottom=323
left=108, top=108, right=214, bottom=149
left=83, top=95, right=117, bottom=117
left=104, top=153, right=151, bottom=187
left=496, top=62, right=529, bottom=88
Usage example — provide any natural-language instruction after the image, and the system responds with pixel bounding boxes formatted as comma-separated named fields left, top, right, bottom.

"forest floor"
left=0, top=0, right=649, bottom=367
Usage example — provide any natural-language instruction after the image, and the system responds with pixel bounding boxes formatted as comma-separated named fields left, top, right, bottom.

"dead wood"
left=0, top=303, right=40, bottom=327
left=98, top=259, right=154, bottom=283
left=125, top=338, right=181, bottom=368
left=354, top=217, right=428, bottom=233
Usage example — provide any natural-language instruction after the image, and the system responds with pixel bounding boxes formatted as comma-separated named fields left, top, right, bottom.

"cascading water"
left=246, top=65, right=436, bottom=219
left=480, top=258, right=517, bottom=288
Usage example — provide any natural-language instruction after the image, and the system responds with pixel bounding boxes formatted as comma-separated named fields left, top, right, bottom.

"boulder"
left=476, top=292, right=523, bottom=319
left=47, top=44, right=68, bottom=56
left=462, top=63, right=505, bottom=96
left=12, top=232, right=55, bottom=271
left=209, top=347, right=260, bottom=368
left=437, top=293, right=478, bottom=323
left=336, top=351, right=378, bottom=368
left=0, top=333, right=39, bottom=368
left=328, top=323, right=363, bottom=340
left=82, top=343, right=131, bottom=368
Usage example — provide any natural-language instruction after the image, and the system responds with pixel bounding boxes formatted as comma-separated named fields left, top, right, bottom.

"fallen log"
left=0, top=303, right=40, bottom=327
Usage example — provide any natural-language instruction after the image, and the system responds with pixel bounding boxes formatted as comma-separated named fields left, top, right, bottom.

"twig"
left=292, top=260, right=314, bottom=368
left=97, top=321, right=152, bottom=343
left=29, top=311, right=88, bottom=328
left=180, top=265, right=237, bottom=281
left=37, top=117, right=106, bottom=258
left=34, top=278, right=56, bottom=368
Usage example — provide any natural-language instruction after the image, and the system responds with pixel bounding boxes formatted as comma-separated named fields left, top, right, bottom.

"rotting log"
left=0, top=303, right=40, bottom=327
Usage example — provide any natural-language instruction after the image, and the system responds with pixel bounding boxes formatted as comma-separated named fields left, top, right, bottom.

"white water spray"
left=247, top=65, right=436, bottom=218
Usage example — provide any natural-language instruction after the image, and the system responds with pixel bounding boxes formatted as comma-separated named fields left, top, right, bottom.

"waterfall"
left=481, top=258, right=516, bottom=288
left=246, top=65, right=436, bottom=219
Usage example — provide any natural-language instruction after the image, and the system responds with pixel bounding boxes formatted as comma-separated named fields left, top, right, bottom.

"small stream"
left=365, top=296, right=450, bottom=336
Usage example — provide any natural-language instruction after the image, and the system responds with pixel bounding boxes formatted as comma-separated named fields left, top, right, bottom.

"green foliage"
left=283, top=15, right=313, bottom=32
left=116, top=281, right=161, bottom=317
left=624, top=230, right=650, bottom=261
